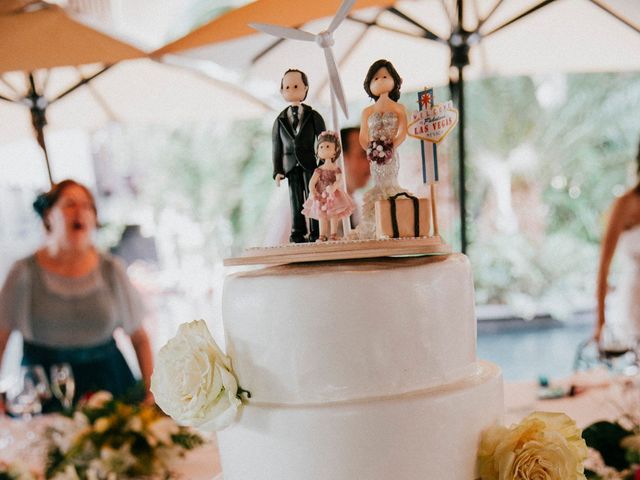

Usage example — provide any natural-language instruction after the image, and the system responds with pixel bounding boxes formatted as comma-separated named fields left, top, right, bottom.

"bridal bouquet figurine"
left=366, top=137, right=394, bottom=165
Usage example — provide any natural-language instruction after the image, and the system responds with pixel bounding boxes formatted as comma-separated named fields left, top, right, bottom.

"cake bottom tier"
left=217, top=361, right=504, bottom=480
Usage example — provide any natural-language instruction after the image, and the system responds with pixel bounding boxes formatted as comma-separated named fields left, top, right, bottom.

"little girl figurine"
left=302, top=131, right=356, bottom=241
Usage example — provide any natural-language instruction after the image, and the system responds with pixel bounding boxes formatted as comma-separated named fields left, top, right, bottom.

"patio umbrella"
left=0, top=2, right=270, bottom=185
left=0, top=2, right=144, bottom=185
left=153, top=0, right=640, bottom=252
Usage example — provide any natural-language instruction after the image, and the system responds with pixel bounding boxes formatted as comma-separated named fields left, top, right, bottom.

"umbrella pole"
left=33, top=112, right=53, bottom=187
left=28, top=73, right=54, bottom=186
left=450, top=0, right=469, bottom=254
left=449, top=70, right=468, bottom=253
left=455, top=68, right=467, bottom=254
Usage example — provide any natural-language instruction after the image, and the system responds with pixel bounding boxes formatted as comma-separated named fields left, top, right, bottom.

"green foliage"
left=583, top=421, right=632, bottom=472
left=45, top=397, right=204, bottom=479
left=107, top=118, right=273, bottom=261
left=465, top=72, right=640, bottom=311
left=171, top=432, right=205, bottom=450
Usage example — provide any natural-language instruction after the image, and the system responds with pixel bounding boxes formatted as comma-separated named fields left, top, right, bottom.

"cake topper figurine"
left=354, top=59, right=410, bottom=239
left=408, top=87, right=460, bottom=238
left=302, top=131, right=356, bottom=241
left=273, top=69, right=326, bottom=243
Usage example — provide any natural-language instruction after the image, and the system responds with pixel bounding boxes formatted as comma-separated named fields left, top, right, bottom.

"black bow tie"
left=291, top=106, right=299, bottom=131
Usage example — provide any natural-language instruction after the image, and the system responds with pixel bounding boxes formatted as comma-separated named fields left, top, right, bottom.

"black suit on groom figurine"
left=273, top=69, right=326, bottom=243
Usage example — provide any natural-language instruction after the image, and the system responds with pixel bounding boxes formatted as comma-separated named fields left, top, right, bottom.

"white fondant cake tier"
left=223, top=254, right=477, bottom=404
left=217, top=360, right=504, bottom=480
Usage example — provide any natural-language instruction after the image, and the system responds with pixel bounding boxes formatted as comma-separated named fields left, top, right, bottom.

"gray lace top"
left=0, top=254, right=144, bottom=347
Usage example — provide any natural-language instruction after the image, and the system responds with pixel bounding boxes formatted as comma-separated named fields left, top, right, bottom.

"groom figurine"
left=273, top=69, right=326, bottom=243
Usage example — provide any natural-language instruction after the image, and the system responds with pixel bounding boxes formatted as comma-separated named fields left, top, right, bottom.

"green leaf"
left=583, top=421, right=632, bottom=471
left=171, top=431, right=205, bottom=450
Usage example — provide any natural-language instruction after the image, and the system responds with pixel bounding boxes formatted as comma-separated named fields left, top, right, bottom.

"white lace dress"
left=354, top=111, right=408, bottom=239
left=608, top=225, right=640, bottom=341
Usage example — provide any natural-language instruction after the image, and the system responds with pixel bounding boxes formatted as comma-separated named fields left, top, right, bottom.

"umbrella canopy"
left=154, top=0, right=640, bottom=251
left=0, top=59, right=271, bottom=142
left=0, top=2, right=270, bottom=185
left=0, top=3, right=144, bottom=73
left=154, top=0, right=640, bottom=102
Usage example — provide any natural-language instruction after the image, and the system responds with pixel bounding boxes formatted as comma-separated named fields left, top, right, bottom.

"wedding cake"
left=218, top=253, right=504, bottom=479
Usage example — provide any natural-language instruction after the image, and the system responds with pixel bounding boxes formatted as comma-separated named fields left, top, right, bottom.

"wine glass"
left=50, top=363, right=75, bottom=411
left=5, top=373, right=42, bottom=419
left=599, top=326, right=639, bottom=375
left=23, top=365, right=52, bottom=405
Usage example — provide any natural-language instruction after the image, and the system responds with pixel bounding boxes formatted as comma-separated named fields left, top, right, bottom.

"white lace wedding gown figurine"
left=354, top=59, right=409, bottom=240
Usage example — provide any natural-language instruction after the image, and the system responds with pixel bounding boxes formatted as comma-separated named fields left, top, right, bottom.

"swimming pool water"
left=477, top=322, right=593, bottom=381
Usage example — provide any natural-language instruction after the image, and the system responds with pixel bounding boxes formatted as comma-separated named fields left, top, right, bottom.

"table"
left=0, top=369, right=631, bottom=479
left=504, top=368, right=631, bottom=427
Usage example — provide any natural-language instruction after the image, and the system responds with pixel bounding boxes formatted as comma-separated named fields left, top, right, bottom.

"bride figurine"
left=354, top=59, right=409, bottom=239
left=302, top=131, right=356, bottom=241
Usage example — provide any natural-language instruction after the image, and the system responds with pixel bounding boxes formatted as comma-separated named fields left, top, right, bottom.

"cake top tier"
left=222, top=253, right=478, bottom=405
left=230, top=251, right=454, bottom=277
left=224, top=237, right=451, bottom=266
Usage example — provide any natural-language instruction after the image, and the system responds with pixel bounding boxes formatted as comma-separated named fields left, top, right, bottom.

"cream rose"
left=151, top=320, right=244, bottom=431
left=477, top=412, right=588, bottom=480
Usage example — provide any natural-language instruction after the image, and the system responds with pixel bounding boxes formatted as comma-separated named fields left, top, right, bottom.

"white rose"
left=151, top=320, right=243, bottom=431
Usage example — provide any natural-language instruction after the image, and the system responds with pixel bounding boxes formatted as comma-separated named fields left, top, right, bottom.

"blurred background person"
left=595, top=140, right=640, bottom=348
left=0, top=180, right=153, bottom=412
left=341, top=127, right=371, bottom=228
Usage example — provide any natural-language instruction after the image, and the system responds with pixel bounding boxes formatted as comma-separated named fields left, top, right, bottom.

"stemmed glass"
left=599, top=326, right=639, bottom=375
left=23, top=365, right=52, bottom=407
left=5, top=372, right=42, bottom=419
left=50, top=363, right=75, bottom=411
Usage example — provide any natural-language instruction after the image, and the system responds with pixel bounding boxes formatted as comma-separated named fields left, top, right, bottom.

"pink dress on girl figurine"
left=302, top=131, right=355, bottom=241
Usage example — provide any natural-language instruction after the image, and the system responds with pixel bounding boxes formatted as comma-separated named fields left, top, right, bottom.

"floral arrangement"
left=0, top=462, right=36, bottom=480
left=151, top=320, right=250, bottom=432
left=477, top=411, right=588, bottom=480
left=44, top=391, right=204, bottom=480
left=582, top=382, right=640, bottom=479
left=366, top=137, right=393, bottom=165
